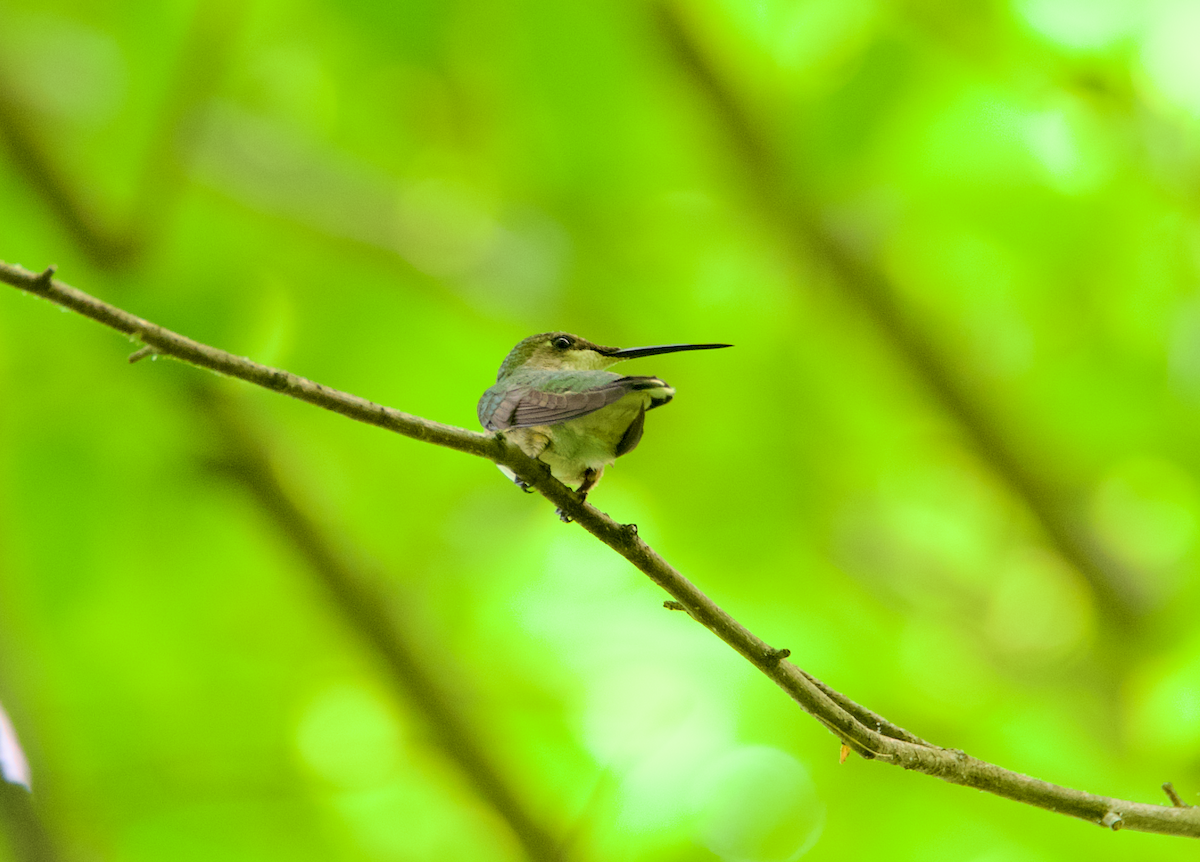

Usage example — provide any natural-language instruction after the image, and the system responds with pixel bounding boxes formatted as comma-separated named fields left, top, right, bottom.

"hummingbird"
left=478, top=332, right=731, bottom=517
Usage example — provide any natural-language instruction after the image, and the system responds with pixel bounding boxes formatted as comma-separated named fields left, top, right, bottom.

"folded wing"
left=479, top=374, right=671, bottom=431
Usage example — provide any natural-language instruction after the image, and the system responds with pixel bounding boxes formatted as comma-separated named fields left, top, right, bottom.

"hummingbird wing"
left=479, top=373, right=670, bottom=431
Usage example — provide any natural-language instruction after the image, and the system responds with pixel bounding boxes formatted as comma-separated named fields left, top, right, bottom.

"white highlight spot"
left=1015, top=0, right=1140, bottom=50
left=1140, top=0, right=1200, bottom=115
left=0, top=701, right=31, bottom=789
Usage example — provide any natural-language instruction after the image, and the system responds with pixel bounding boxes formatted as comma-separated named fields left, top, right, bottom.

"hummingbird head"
left=495, top=332, right=732, bottom=380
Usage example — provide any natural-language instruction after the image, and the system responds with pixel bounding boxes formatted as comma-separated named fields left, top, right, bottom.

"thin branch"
left=3, top=262, right=1199, bottom=838
left=652, top=1, right=1146, bottom=632
left=193, top=386, right=566, bottom=862
left=0, top=259, right=499, bottom=459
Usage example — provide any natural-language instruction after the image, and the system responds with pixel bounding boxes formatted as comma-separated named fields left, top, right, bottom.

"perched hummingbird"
left=478, top=332, right=731, bottom=515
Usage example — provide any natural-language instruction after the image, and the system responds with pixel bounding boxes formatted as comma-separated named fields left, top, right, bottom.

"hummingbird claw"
left=513, top=477, right=533, bottom=493
left=556, top=508, right=573, bottom=523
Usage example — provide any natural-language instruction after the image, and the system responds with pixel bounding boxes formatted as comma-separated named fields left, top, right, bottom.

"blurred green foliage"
left=1, top=0, right=1199, bottom=859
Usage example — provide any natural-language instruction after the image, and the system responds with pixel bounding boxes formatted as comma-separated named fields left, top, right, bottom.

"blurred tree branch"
left=192, top=386, right=566, bottom=862
left=0, top=782, right=59, bottom=862
left=0, top=698, right=58, bottom=862
left=653, top=1, right=1146, bottom=634
left=2, top=261, right=1197, bottom=839
left=0, top=76, right=134, bottom=268
left=0, top=0, right=239, bottom=269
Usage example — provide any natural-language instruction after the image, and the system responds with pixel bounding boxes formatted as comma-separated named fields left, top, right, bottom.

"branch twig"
left=3, top=260, right=1199, bottom=838
left=1164, top=783, right=1190, bottom=808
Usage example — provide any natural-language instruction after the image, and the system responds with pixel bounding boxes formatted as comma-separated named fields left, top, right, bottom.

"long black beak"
left=604, top=342, right=732, bottom=360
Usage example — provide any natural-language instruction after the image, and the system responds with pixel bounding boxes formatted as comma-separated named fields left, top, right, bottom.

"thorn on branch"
left=1100, top=811, right=1123, bottom=830
left=33, top=265, right=57, bottom=288
left=1163, top=782, right=1189, bottom=808
left=128, top=345, right=157, bottom=364
left=663, top=600, right=686, bottom=611
left=839, top=743, right=850, bottom=764
left=622, top=522, right=638, bottom=538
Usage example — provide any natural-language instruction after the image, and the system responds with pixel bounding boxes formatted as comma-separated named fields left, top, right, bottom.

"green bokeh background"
left=2, top=0, right=1200, bottom=859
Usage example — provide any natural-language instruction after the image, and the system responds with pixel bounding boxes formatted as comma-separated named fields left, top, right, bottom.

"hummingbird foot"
left=512, top=476, right=534, bottom=493
left=576, top=467, right=603, bottom=495
left=496, top=461, right=539, bottom=492
left=556, top=487, right=590, bottom=523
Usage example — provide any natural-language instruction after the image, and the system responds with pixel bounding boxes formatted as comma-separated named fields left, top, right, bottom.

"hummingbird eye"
left=552, top=336, right=572, bottom=349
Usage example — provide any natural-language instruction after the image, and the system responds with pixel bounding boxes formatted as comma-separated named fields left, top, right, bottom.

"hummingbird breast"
left=508, top=385, right=671, bottom=489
